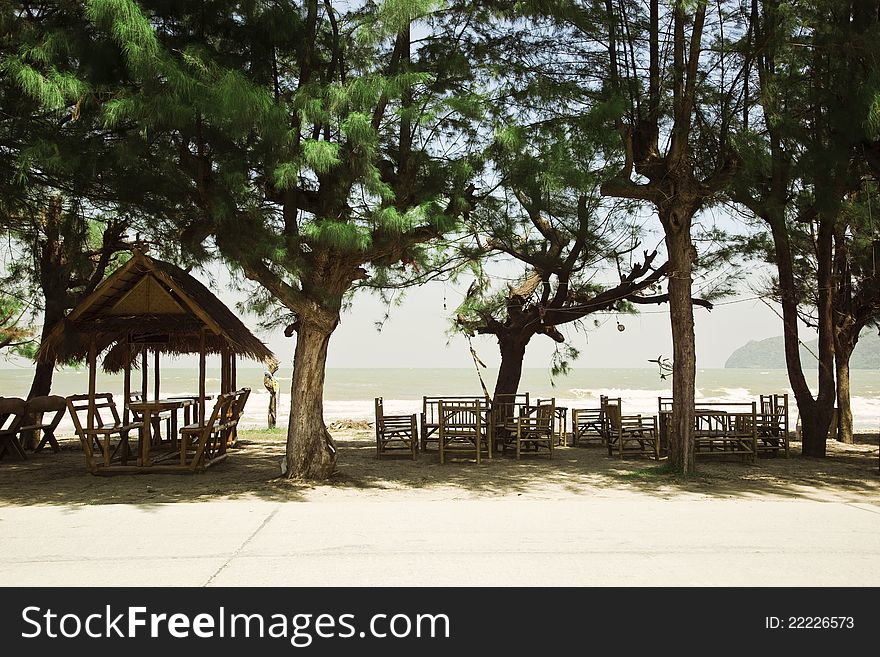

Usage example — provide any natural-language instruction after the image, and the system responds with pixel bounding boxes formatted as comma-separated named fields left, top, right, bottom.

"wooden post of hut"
left=141, top=345, right=148, bottom=404
left=198, top=329, right=206, bottom=427
left=123, top=340, right=131, bottom=425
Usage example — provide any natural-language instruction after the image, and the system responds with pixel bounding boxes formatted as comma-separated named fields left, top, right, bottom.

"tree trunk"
left=803, top=215, right=836, bottom=457
left=21, top=294, right=65, bottom=449
left=834, top=341, right=855, bottom=444
left=285, top=318, right=338, bottom=479
left=493, top=333, right=528, bottom=399
left=766, top=212, right=834, bottom=457
left=662, top=213, right=696, bottom=474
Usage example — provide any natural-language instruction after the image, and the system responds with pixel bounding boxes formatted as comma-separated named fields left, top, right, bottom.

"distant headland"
left=725, top=332, right=880, bottom=369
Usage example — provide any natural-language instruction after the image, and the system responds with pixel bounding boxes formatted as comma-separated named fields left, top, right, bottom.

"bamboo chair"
left=375, top=397, right=418, bottom=460
left=19, top=395, right=67, bottom=453
left=757, top=393, right=789, bottom=457
left=515, top=398, right=555, bottom=460
left=571, top=395, right=608, bottom=447
left=604, top=400, right=659, bottom=459
left=438, top=399, right=490, bottom=464
left=492, top=392, right=530, bottom=452
left=0, top=397, right=28, bottom=460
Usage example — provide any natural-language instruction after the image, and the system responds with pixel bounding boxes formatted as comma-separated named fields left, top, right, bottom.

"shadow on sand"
left=0, top=429, right=877, bottom=508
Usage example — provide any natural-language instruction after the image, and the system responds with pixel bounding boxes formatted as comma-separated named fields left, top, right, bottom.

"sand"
left=1, top=427, right=877, bottom=507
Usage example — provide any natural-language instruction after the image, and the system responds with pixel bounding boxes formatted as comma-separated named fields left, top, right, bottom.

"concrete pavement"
left=2, top=497, right=879, bottom=586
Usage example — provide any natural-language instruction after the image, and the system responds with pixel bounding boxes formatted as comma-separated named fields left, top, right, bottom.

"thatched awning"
left=36, top=250, right=274, bottom=371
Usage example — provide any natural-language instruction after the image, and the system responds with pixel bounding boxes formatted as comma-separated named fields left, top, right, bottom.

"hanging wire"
left=466, top=335, right=491, bottom=398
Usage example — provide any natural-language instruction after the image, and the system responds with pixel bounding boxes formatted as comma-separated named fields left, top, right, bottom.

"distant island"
left=725, top=332, right=880, bottom=369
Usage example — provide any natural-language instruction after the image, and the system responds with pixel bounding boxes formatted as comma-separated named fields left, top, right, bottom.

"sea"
left=2, top=367, right=879, bottom=435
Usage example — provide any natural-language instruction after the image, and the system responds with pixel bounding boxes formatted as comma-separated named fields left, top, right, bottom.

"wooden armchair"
left=492, top=392, right=530, bottom=452
left=515, top=398, right=555, bottom=459
left=19, top=395, right=67, bottom=453
left=604, top=400, right=659, bottom=459
left=375, top=397, right=417, bottom=460
left=571, top=396, right=608, bottom=447
left=0, top=397, right=28, bottom=460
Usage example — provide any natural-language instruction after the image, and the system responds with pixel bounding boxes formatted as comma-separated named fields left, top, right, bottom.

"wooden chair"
left=438, top=399, right=490, bottom=464
left=421, top=395, right=490, bottom=451
left=693, top=403, right=758, bottom=463
left=19, top=395, right=67, bottom=453
left=0, top=397, right=28, bottom=460
left=757, top=393, right=789, bottom=458
left=179, top=392, right=237, bottom=470
left=571, top=395, right=608, bottom=447
left=492, top=392, right=530, bottom=452
left=515, top=398, right=555, bottom=460
left=375, top=397, right=417, bottom=460
left=604, top=400, right=659, bottom=459
left=66, top=393, right=143, bottom=471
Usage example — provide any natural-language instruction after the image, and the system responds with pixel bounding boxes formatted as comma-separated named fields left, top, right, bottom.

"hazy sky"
left=312, top=275, right=785, bottom=370
left=1, top=247, right=792, bottom=373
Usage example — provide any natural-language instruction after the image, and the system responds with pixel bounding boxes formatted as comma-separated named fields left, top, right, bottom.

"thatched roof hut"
left=37, top=249, right=273, bottom=369
left=36, top=248, right=274, bottom=475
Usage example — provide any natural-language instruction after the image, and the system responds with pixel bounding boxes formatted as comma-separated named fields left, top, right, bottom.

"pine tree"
left=594, top=1, right=742, bottom=473
left=91, top=1, right=484, bottom=479
left=454, top=123, right=717, bottom=400
left=731, top=0, right=880, bottom=456
left=1, top=1, right=147, bottom=427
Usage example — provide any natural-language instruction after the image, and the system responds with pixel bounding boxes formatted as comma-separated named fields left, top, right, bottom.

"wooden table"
left=166, top=395, right=213, bottom=426
left=129, top=398, right=195, bottom=466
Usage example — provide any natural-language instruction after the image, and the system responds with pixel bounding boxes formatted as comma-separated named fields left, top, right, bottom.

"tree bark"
left=662, top=209, right=696, bottom=474
left=766, top=211, right=835, bottom=457
left=804, top=215, right=836, bottom=457
left=21, top=285, right=66, bottom=449
left=834, top=340, right=855, bottom=444
left=493, top=334, right=529, bottom=399
left=285, top=317, right=338, bottom=479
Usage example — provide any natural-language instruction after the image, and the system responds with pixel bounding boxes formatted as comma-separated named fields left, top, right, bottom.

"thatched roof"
left=37, top=250, right=274, bottom=372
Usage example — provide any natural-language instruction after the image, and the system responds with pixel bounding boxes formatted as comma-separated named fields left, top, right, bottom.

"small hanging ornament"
left=616, top=316, right=625, bottom=332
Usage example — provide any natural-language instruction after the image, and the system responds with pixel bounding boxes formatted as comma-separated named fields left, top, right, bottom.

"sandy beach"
left=1, top=426, right=877, bottom=506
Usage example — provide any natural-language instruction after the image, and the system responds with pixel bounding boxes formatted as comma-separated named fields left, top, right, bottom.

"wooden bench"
left=19, top=395, right=67, bottom=453
left=0, top=397, right=28, bottom=460
left=375, top=397, right=417, bottom=460
left=67, top=393, right=144, bottom=472
left=421, top=395, right=490, bottom=451
left=178, top=391, right=241, bottom=470
left=226, top=386, right=251, bottom=447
